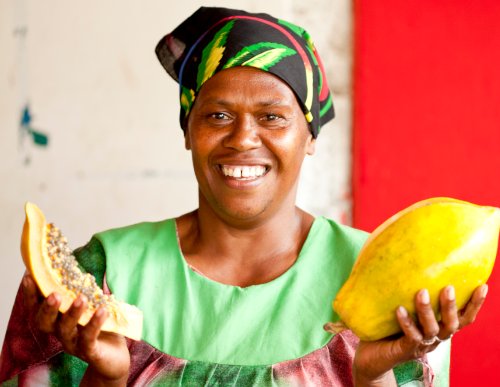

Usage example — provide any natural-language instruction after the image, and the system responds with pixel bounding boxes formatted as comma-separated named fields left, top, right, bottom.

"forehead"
left=196, top=66, right=300, bottom=105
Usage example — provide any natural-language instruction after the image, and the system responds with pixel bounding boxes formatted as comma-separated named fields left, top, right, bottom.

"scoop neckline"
left=173, top=216, right=325, bottom=290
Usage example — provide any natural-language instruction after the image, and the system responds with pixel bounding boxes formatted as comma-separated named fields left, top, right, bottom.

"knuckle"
left=66, top=305, right=81, bottom=318
left=36, top=314, right=54, bottom=333
left=57, top=324, right=70, bottom=340
left=38, top=322, right=52, bottom=333
left=401, top=318, right=413, bottom=329
left=448, top=320, right=460, bottom=332
left=459, top=315, right=475, bottom=328
left=443, top=300, right=457, bottom=312
left=472, top=298, right=485, bottom=309
left=466, top=314, right=477, bottom=325
left=407, top=335, right=422, bottom=347
left=428, top=327, right=440, bottom=337
left=78, top=326, right=91, bottom=343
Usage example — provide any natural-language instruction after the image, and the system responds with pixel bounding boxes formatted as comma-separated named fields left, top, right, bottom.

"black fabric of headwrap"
left=155, top=6, right=335, bottom=138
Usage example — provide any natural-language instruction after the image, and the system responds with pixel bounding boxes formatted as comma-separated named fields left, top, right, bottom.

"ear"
left=184, top=131, right=191, bottom=150
left=306, top=136, right=316, bottom=156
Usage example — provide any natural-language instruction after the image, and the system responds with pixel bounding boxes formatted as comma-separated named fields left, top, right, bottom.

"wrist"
left=80, top=366, right=128, bottom=387
left=352, top=367, right=397, bottom=387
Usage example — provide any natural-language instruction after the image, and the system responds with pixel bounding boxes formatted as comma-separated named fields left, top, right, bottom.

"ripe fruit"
left=333, top=197, right=500, bottom=341
left=21, top=202, right=143, bottom=340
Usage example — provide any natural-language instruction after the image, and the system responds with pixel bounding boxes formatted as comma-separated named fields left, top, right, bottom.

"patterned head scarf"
left=155, top=6, right=334, bottom=138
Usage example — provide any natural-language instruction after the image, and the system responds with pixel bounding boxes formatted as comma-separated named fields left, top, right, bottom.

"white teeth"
left=221, top=165, right=267, bottom=179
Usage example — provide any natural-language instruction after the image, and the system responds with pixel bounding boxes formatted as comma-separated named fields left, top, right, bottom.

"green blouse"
left=96, top=216, right=367, bottom=365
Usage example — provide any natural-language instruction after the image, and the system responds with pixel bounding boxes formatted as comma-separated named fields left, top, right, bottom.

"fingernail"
left=47, top=294, right=56, bottom=306
left=481, top=284, right=489, bottom=298
left=446, top=286, right=455, bottom=301
left=398, top=306, right=408, bottom=317
left=74, top=295, right=85, bottom=308
left=96, top=307, right=107, bottom=320
left=420, top=289, right=430, bottom=304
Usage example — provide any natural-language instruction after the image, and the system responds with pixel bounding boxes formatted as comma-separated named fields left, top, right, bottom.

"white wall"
left=0, top=0, right=353, bottom=348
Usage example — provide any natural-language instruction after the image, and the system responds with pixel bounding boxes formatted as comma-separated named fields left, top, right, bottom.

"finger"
left=438, top=285, right=459, bottom=340
left=396, top=306, right=439, bottom=359
left=459, top=284, right=488, bottom=328
left=58, top=295, right=88, bottom=348
left=36, top=292, right=62, bottom=333
left=414, top=289, right=440, bottom=340
left=77, top=307, right=108, bottom=358
left=22, top=273, right=42, bottom=311
left=396, top=306, right=423, bottom=346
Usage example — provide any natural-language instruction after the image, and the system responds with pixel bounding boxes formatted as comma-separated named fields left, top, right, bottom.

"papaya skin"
left=20, top=202, right=143, bottom=341
left=333, top=197, right=500, bottom=341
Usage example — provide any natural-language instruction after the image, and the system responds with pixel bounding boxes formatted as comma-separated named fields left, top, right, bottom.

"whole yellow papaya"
left=333, top=197, right=500, bottom=341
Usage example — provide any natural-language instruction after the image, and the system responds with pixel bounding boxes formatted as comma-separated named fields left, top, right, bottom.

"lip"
left=215, top=162, right=271, bottom=189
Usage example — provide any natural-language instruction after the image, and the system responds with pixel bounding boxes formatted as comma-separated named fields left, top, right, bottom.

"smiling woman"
left=0, top=6, right=488, bottom=387
left=185, top=67, right=315, bottom=229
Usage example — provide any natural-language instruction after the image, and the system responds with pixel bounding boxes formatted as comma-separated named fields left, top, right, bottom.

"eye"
left=210, top=112, right=230, bottom=120
left=259, top=113, right=288, bottom=128
left=262, top=113, right=283, bottom=122
left=263, top=113, right=280, bottom=121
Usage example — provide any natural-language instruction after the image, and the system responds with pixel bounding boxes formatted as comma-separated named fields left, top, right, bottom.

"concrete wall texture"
left=0, top=1, right=354, bottom=348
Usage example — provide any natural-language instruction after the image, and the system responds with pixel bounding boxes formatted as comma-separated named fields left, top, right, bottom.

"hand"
left=22, top=273, right=130, bottom=386
left=350, top=284, right=488, bottom=386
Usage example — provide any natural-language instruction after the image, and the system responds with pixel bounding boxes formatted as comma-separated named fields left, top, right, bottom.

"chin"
left=216, top=202, right=270, bottom=225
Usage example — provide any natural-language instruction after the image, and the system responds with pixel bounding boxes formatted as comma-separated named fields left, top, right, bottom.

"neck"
left=177, top=197, right=314, bottom=287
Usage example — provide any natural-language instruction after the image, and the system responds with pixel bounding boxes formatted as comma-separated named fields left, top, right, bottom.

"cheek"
left=275, top=130, right=312, bottom=163
left=188, top=131, right=222, bottom=171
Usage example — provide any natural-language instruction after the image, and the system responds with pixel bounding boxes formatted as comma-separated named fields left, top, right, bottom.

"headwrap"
left=155, top=6, right=335, bottom=138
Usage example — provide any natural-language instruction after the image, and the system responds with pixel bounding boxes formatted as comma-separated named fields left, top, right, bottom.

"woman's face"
left=185, top=66, right=315, bottom=225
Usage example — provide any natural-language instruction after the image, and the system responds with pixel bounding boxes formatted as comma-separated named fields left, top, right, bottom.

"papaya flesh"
left=21, top=202, right=143, bottom=341
left=333, top=197, right=500, bottom=341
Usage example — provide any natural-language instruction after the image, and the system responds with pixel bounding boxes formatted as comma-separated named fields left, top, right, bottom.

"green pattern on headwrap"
left=156, top=7, right=336, bottom=137
left=305, top=44, right=323, bottom=95
left=277, top=18, right=305, bottom=37
left=278, top=21, right=323, bottom=97
left=180, top=86, right=196, bottom=115
left=320, top=94, right=333, bottom=118
left=223, top=42, right=296, bottom=71
left=196, top=20, right=235, bottom=91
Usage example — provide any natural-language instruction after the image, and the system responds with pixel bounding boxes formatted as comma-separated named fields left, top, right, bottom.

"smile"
left=220, top=165, right=268, bottom=179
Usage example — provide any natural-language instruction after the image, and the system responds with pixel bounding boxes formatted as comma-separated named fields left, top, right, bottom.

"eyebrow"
left=203, top=98, right=289, bottom=107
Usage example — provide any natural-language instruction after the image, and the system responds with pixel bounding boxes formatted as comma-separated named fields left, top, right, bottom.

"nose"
left=222, top=115, right=262, bottom=151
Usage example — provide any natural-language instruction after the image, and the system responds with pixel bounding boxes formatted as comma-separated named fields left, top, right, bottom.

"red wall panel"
left=353, top=0, right=500, bottom=384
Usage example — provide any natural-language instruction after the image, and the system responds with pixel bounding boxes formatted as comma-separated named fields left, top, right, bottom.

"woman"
left=0, top=7, right=487, bottom=386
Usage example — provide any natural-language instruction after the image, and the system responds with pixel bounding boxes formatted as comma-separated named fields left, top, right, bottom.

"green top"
left=95, top=216, right=368, bottom=366
left=0, top=215, right=449, bottom=386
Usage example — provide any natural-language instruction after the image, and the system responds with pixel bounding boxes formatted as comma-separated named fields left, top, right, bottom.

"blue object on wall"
left=20, top=105, right=49, bottom=146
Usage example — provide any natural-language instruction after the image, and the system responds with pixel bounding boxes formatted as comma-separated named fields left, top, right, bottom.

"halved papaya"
left=21, top=202, right=143, bottom=341
left=333, top=197, right=500, bottom=341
